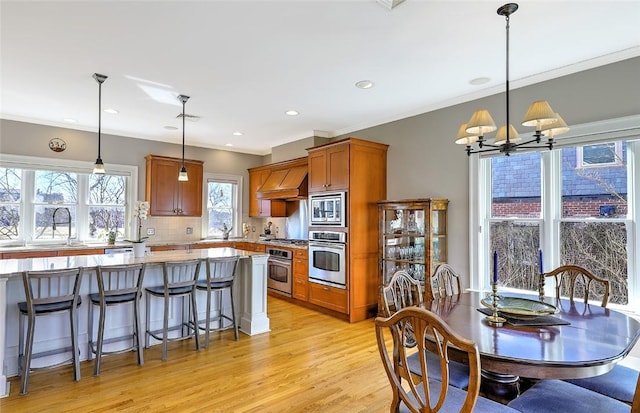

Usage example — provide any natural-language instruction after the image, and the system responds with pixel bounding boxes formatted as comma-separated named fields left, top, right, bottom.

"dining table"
left=424, top=291, right=640, bottom=402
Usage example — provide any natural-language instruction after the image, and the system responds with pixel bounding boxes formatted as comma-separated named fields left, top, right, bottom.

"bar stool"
left=88, top=263, right=146, bottom=376
left=18, top=267, right=83, bottom=395
left=196, top=257, right=240, bottom=348
left=145, top=260, right=201, bottom=361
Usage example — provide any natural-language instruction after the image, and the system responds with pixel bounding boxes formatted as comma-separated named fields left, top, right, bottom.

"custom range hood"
left=256, top=159, right=308, bottom=200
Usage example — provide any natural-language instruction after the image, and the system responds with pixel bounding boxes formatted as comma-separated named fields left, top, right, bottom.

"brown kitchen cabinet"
left=2, top=250, right=58, bottom=259
left=150, top=244, right=189, bottom=252
left=57, top=248, right=105, bottom=256
left=307, top=144, right=349, bottom=193
left=145, top=154, right=203, bottom=217
left=306, top=137, right=388, bottom=322
left=248, top=168, right=286, bottom=218
left=308, top=283, right=348, bottom=314
left=292, top=249, right=309, bottom=301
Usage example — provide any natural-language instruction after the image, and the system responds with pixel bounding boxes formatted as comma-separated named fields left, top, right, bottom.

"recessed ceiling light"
left=225, top=143, right=234, bottom=147
left=104, top=108, right=119, bottom=114
left=469, top=77, right=491, bottom=85
left=355, top=80, right=374, bottom=89
left=164, top=126, right=178, bottom=130
left=285, top=110, right=299, bottom=116
left=232, top=131, right=243, bottom=136
left=63, top=118, right=77, bottom=123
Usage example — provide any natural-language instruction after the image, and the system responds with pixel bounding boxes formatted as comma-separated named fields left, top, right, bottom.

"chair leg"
left=162, top=295, right=169, bottom=361
left=94, top=302, right=106, bottom=376
left=191, top=290, right=200, bottom=351
left=205, top=288, right=212, bottom=349
left=230, top=285, right=238, bottom=341
left=218, top=290, right=224, bottom=331
left=70, top=306, right=81, bottom=382
left=88, top=302, right=94, bottom=361
left=18, top=313, right=24, bottom=378
left=20, top=313, right=35, bottom=395
left=145, top=292, right=151, bottom=349
left=134, top=297, right=144, bottom=366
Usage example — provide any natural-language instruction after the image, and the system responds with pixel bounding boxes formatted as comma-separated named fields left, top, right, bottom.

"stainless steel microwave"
left=309, top=192, right=346, bottom=226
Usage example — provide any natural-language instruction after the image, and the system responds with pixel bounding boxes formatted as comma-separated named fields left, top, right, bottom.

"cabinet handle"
left=323, top=286, right=329, bottom=291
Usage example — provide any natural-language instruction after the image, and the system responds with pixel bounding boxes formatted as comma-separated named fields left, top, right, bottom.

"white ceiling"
left=1, top=1, right=639, bottom=156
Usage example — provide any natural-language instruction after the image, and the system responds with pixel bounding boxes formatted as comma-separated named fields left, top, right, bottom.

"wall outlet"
left=186, top=227, right=193, bottom=234
left=251, top=226, right=256, bottom=232
left=146, top=227, right=155, bottom=236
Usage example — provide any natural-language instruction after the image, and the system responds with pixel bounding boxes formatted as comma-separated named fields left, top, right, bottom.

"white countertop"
left=0, top=247, right=267, bottom=278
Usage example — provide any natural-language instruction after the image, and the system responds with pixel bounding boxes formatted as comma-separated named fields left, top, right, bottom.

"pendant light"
left=92, top=73, right=108, bottom=174
left=177, top=94, right=190, bottom=182
left=455, top=3, right=569, bottom=156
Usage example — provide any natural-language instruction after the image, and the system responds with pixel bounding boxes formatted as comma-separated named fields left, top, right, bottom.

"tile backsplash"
left=140, top=216, right=202, bottom=243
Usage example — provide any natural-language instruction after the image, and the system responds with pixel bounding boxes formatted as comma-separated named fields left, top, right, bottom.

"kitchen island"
left=0, top=247, right=269, bottom=398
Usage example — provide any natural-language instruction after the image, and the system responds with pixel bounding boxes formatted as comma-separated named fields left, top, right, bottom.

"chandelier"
left=456, top=3, right=569, bottom=157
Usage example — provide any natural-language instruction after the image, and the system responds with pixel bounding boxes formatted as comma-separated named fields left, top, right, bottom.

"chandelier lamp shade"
left=456, top=3, right=569, bottom=157
left=177, top=94, right=190, bottom=182
left=92, top=73, right=108, bottom=174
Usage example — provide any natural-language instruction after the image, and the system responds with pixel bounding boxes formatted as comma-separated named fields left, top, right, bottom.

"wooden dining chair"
left=507, top=373, right=638, bottom=412
left=430, top=263, right=462, bottom=300
left=375, top=306, right=518, bottom=412
left=381, top=270, right=470, bottom=390
left=539, top=264, right=610, bottom=307
left=538, top=264, right=637, bottom=404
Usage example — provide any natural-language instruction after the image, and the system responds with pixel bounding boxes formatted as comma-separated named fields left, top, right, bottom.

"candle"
left=539, top=249, right=544, bottom=274
left=493, top=251, right=498, bottom=284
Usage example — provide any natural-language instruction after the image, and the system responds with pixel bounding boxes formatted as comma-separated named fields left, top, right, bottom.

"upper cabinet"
left=145, top=155, right=204, bottom=216
left=308, top=144, right=349, bottom=193
left=248, top=157, right=307, bottom=218
left=248, top=168, right=286, bottom=218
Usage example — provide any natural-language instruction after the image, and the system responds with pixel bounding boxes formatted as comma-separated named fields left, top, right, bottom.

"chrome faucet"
left=52, top=207, right=72, bottom=245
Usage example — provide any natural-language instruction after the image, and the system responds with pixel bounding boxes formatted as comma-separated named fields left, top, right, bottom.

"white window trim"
left=201, top=172, right=243, bottom=239
left=0, top=154, right=138, bottom=244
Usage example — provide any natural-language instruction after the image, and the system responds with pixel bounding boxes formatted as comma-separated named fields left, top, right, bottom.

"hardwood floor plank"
left=1, top=297, right=391, bottom=412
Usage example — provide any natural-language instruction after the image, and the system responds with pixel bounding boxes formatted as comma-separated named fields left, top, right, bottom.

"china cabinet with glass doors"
left=377, top=198, right=448, bottom=295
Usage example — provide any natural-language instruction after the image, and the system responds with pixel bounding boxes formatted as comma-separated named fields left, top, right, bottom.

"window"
left=204, top=174, right=242, bottom=238
left=577, top=142, right=623, bottom=168
left=0, top=168, right=22, bottom=240
left=474, top=137, right=635, bottom=308
left=0, top=155, right=136, bottom=245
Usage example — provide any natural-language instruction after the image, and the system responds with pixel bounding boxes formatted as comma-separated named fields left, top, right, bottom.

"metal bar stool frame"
left=145, top=259, right=201, bottom=361
left=196, top=257, right=240, bottom=348
left=18, top=267, right=84, bottom=395
left=87, top=263, right=146, bottom=376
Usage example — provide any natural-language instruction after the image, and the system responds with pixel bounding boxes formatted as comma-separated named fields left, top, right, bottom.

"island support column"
left=238, top=254, right=270, bottom=335
left=0, top=277, right=8, bottom=397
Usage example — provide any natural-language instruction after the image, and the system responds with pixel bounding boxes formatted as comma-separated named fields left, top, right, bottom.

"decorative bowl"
left=481, top=295, right=558, bottom=319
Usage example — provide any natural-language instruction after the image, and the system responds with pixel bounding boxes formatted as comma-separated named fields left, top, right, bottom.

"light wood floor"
left=0, top=297, right=392, bottom=412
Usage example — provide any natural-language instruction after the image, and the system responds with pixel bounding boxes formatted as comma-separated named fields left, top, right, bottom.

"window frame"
left=0, top=154, right=138, bottom=245
left=201, top=172, right=243, bottom=239
left=577, top=141, right=623, bottom=168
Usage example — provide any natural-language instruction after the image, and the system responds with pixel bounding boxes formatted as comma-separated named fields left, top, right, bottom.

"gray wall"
left=2, top=57, right=639, bottom=280
left=0, top=120, right=265, bottom=209
left=337, top=57, right=640, bottom=278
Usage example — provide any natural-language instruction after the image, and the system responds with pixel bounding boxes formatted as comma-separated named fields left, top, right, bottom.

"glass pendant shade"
left=541, top=113, right=569, bottom=138
left=465, top=110, right=497, bottom=135
left=521, top=100, right=557, bottom=129
left=455, top=123, right=480, bottom=145
left=93, top=158, right=105, bottom=174
left=493, top=124, right=521, bottom=146
left=178, top=165, right=189, bottom=182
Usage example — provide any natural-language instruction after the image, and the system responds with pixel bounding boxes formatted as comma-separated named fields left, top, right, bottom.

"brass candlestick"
left=486, top=282, right=506, bottom=327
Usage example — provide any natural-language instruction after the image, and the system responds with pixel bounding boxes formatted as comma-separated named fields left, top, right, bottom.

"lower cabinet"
left=292, top=249, right=308, bottom=301
left=309, top=282, right=348, bottom=314
left=57, top=248, right=105, bottom=257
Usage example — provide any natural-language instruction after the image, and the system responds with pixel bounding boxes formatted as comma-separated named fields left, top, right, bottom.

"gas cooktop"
left=263, top=238, right=308, bottom=246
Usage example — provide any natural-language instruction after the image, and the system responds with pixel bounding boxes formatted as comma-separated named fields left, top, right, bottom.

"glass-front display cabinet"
left=377, top=198, right=448, bottom=290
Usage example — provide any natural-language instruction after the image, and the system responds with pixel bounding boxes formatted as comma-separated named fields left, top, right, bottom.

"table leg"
left=480, top=370, right=520, bottom=404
